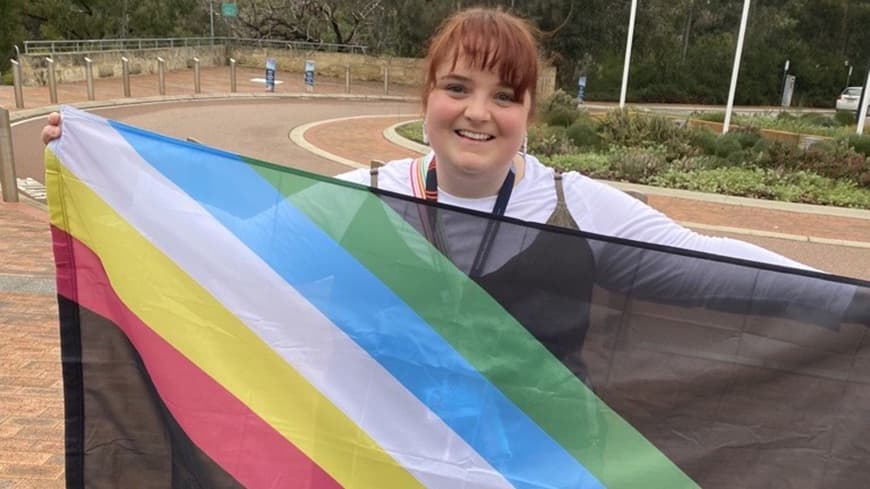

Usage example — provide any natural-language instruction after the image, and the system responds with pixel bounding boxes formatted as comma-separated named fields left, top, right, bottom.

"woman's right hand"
left=41, top=112, right=62, bottom=145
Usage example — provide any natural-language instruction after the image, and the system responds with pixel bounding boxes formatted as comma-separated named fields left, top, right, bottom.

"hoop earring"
left=422, top=121, right=429, bottom=145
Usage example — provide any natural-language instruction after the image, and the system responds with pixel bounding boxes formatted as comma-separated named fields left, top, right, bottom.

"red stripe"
left=51, top=225, right=343, bottom=489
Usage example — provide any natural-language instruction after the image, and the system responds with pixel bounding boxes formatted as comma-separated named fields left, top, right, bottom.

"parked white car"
left=836, top=86, right=864, bottom=111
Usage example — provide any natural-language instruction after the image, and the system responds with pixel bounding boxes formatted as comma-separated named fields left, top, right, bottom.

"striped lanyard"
left=423, top=156, right=515, bottom=217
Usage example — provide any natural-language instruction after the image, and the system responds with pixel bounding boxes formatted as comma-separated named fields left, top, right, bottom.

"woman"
left=42, top=8, right=866, bottom=325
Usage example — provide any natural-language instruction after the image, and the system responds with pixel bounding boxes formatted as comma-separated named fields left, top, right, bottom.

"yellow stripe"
left=45, top=150, right=423, bottom=489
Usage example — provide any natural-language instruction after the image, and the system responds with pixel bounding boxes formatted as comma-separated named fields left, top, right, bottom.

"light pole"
left=619, top=0, right=637, bottom=109
left=723, top=0, right=751, bottom=134
left=846, top=61, right=853, bottom=88
left=210, top=1, right=215, bottom=43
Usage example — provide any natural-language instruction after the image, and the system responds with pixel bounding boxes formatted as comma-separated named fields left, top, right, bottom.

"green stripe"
left=245, top=158, right=699, bottom=489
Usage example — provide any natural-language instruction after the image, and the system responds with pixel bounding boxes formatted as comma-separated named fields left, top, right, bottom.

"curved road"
left=12, top=98, right=421, bottom=183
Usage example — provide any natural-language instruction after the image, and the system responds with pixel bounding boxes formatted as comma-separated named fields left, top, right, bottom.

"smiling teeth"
left=457, top=130, right=493, bottom=141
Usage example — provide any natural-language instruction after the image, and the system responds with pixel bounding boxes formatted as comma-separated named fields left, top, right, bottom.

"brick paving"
left=1, top=69, right=869, bottom=488
left=0, top=202, right=63, bottom=489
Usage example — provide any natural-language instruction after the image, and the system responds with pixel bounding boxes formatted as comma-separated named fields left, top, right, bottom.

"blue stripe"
left=109, top=121, right=604, bottom=489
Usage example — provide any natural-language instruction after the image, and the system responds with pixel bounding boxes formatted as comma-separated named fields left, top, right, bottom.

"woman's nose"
left=463, top=95, right=491, bottom=122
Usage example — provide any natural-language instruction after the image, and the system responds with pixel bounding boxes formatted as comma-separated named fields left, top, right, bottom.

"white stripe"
left=53, top=106, right=513, bottom=489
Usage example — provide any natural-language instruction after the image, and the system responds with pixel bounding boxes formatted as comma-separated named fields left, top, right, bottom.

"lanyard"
left=423, top=156, right=515, bottom=217
left=422, top=155, right=515, bottom=277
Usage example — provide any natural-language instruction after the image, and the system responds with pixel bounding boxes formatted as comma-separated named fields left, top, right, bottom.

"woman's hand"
left=41, top=112, right=62, bottom=145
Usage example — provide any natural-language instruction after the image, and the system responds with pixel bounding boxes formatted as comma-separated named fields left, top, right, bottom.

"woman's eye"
left=495, top=92, right=515, bottom=103
left=445, top=84, right=467, bottom=94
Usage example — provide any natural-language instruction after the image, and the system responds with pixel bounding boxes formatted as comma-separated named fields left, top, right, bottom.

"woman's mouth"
left=455, top=129, right=495, bottom=141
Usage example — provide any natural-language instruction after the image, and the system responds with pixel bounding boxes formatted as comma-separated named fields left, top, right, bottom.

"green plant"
left=395, top=120, right=425, bottom=145
left=542, top=153, right=612, bottom=177
left=565, top=118, right=602, bottom=151
left=538, top=89, right=580, bottom=127
left=839, top=134, right=870, bottom=158
left=607, top=146, right=667, bottom=183
left=834, top=111, right=856, bottom=127
left=649, top=167, right=870, bottom=208
left=598, top=109, right=679, bottom=148
left=0, top=70, right=12, bottom=85
left=527, top=124, right=576, bottom=157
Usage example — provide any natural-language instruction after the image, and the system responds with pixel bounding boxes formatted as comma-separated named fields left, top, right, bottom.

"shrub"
left=835, top=111, right=857, bottom=127
left=538, top=89, right=579, bottom=127
left=527, top=124, right=576, bottom=157
left=607, top=146, right=667, bottom=183
left=687, top=127, right=718, bottom=155
left=565, top=118, right=602, bottom=151
left=694, top=111, right=726, bottom=123
left=544, top=106, right=579, bottom=127
left=649, top=167, right=870, bottom=208
left=543, top=153, right=612, bottom=177
left=599, top=109, right=679, bottom=148
left=840, top=134, right=870, bottom=158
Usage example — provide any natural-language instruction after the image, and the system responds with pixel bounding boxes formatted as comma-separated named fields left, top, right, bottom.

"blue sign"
left=265, top=58, right=276, bottom=92
left=577, top=76, right=587, bottom=103
left=304, top=60, right=315, bottom=90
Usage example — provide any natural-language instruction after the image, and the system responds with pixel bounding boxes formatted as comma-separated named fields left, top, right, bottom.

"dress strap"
left=369, top=160, right=384, bottom=189
left=545, top=172, right=580, bottom=230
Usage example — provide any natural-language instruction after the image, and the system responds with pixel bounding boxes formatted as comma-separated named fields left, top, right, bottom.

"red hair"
left=422, top=8, right=540, bottom=116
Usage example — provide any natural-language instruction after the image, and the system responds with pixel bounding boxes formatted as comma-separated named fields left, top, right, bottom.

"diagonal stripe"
left=51, top=225, right=342, bottom=489
left=45, top=151, right=423, bottom=489
left=105, top=119, right=603, bottom=488
left=49, top=107, right=513, bottom=489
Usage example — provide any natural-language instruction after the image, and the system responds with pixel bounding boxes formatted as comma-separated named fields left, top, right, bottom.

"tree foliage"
left=4, top=0, right=870, bottom=106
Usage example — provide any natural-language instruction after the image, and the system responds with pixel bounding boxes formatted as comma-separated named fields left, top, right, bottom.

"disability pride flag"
left=47, top=105, right=870, bottom=489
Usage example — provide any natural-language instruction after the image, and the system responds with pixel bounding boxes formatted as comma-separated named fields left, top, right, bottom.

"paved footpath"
left=1, top=69, right=869, bottom=488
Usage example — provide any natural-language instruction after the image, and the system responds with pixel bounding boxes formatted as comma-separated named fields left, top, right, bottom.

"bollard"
left=11, top=60, right=24, bottom=109
left=193, top=57, right=201, bottom=94
left=84, top=57, right=95, bottom=101
left=46, top=57, right=58, bottom=104
left=0, top=108, right=19, bottom=203
left=229, top=58, right=237, bottom=93
left=345, top=64, right=351, bottom=94
left=383, top=64, right=390, bottom=96
left=121, top=57, right=131, bottom=97
left=157, top=57, right=166, bottom=95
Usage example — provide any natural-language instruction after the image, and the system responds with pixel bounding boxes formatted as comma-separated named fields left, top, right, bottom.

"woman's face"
left=425, top=56, right=530, bottom=192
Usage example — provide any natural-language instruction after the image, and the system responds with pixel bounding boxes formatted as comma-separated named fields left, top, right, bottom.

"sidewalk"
left=1, top=68, right=870, bottom=488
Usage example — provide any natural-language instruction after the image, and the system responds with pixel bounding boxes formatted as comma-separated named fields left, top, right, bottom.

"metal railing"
left=24, top=37, right=367, bottom=55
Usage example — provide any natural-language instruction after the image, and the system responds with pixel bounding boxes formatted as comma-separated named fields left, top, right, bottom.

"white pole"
left=723, top=0, right=751, bottom=134
left=619, top=0, right=638, bottom=109
left=856, top=68, right=870, bottom=135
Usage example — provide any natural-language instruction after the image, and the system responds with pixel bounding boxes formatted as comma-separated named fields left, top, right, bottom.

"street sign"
left=265, top=58, right=276, bottom=92
left=221, top=2, right=238, bottom=17
left=304, top=60, right=315, bottom=92
left=781, top=74, right=796, bottom=107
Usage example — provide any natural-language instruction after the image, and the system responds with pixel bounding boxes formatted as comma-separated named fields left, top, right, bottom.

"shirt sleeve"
left=563, top=173, right=855, bottom=324
left=334, top=168, right=370, bottom=185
